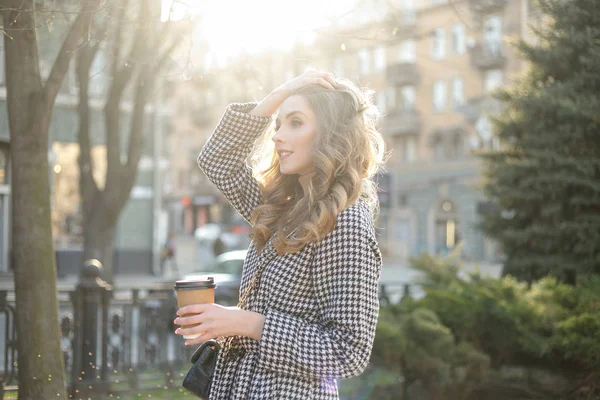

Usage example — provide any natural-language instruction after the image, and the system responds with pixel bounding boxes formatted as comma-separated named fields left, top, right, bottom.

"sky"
left=162, top=0, right=357, bottom=58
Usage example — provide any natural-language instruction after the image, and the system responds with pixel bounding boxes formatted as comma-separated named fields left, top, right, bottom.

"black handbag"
left=182, top=339, right=220, bottom=399
left=181, top=229, right=297, bottom=398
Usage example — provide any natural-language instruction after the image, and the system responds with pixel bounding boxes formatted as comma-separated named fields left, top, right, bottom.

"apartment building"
left=166, top=0, right=540, bottom=262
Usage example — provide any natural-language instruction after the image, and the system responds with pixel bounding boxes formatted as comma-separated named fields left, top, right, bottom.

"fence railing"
left=0, top=261, right=414, bottom=398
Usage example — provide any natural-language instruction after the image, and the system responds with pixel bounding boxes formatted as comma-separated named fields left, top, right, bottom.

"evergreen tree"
left=479, top=0, right=600, bottom=283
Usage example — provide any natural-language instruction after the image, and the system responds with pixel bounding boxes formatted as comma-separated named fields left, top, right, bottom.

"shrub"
left=373, top=306, right=490, bottom=400
left=372, top=251, right=600, bottom=398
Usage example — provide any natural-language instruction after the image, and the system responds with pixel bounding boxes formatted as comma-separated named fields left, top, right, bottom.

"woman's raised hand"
left=276, top=70, right=336, bottom=96
left=250, top=70, right=336, bottom=117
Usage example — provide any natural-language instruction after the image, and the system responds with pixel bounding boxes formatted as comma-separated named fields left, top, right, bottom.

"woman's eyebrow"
left=276, top=110, right=307, bottom=123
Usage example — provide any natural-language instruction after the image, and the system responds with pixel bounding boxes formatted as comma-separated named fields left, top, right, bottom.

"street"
left=54, top=234, right=502, bottom=293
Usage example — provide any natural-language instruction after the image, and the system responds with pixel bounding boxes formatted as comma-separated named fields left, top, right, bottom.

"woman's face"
left=272, top=95, right=318, bottom=177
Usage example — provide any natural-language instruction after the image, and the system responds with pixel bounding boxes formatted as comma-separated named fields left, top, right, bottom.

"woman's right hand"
left=250, top=70, right=336, bottom=117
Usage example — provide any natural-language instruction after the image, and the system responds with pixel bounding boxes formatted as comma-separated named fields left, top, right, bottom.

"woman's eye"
left=291, top=120, right=302, bottom=127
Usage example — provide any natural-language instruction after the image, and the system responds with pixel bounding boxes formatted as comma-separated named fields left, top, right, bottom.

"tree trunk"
left=1, top=1, right=98, bottom=397
left=2, top=2, right=67, bottom=398
left=82, top=209, right=117, bottom=284
left=76, top=1, right=184, bottom=284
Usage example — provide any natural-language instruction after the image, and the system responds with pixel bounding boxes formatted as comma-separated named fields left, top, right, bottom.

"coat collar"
left=256, top=227, right=299, bottom=264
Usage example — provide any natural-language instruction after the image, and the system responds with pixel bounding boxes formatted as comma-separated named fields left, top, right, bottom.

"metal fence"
left=0, top=261, right=412, bottom=399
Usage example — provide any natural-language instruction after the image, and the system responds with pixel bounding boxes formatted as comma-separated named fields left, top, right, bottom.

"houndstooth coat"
left=196, top=103, right=382, bottom=400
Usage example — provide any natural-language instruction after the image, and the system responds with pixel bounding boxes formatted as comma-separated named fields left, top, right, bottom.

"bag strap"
left=237, top=228, right=298, bottom=308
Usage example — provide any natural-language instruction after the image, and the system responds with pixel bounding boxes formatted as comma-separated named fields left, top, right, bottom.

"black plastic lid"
left=174, top=277, right=216, bottom=290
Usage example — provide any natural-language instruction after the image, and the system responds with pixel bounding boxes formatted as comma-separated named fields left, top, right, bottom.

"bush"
left=371, top=251, right=600, bottom=399
left=411, top=255, right=552, bottom=367
left=551, top=312, right=600, bottom=370
left=373, top=306, right=490, bottom=400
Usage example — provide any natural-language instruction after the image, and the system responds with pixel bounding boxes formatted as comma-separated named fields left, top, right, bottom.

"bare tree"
left=75, top=1, right=188, bottom=283
left=1, top=1, right=100, bottom=398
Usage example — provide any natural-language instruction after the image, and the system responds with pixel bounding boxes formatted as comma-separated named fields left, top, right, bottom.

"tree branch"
left=76, top=38, right=101, bottom=218
left=117, top=66, right=151, bottom=209
left=152, top=34, right=182, bottom=77
left=109, top=0, right=127, bottom=79
left=124, top=26, right=182, bottom=172
left=118, top=16, right=184, bottom=208
left=105, top=0, right=150, bottom=192
left=42, top=0, right=100, bottom=109
left=109, top=0, right=148, bottom=101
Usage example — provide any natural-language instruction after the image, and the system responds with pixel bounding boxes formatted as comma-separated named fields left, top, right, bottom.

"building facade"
left=165, top=0, right=541, bottom=262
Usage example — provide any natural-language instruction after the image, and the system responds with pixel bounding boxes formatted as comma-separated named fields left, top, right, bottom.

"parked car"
left=182, top=249, right=247, bottom=305
left=194, top=223, right=250, bottom=254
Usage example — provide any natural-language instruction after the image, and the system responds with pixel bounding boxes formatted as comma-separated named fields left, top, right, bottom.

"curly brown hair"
left=248, top=78, right=388, bottom=254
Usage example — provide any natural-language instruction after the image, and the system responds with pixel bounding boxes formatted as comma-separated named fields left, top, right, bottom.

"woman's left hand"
left=174, top=303, right=265, bottom=346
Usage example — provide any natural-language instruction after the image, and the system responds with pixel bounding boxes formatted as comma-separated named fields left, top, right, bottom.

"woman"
left=174, top=70, right=386, bottom=399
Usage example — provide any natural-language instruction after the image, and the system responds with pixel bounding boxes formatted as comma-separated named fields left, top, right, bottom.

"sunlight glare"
left=162, top=0, right=355, bottom=60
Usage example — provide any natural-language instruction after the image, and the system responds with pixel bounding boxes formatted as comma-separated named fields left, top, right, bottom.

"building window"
left=400, top=85, right=416, bottom=110
left=485, top=69, right=504, bottom=91
left=436, top=200, right=460, bottom=254
left=452, top=23, right=466, bottom=54
left=483, top=15, right=503, bottom=57
left=433, top=80, right=447, bottom=112
left=398, top=40, right=416, bottom=63
left=431, top=28, right=446, bottom=59
left=433, top=136, right=445, bottom=160
left=452, top=77, right=464, bottom=107
left=401, top=0, right=416, bottom=23
left=374, top=46, right=386, bottom=71
left=333, top=57, right=344, bottom=76
left=406, top=136, right=417, bottom=163
left=452, top=133, right=464, bottom=158
left=376, top=91, right=387, bottom=113
left=476, top=117, right=501, bottom=150
left=484, top=15, right=503, bottom=44
left=386, top=86, right=397, bottom=109
left=358, top=48, right=371, bottom=75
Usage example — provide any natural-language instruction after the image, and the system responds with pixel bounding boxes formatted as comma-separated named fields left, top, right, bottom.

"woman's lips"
left=279, top=151, right=293, bottom=161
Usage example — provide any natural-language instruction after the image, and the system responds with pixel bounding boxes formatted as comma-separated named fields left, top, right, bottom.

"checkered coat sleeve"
left=258, top=205, right=382, bottom=380
left=197, top=103, right=273, bottom=224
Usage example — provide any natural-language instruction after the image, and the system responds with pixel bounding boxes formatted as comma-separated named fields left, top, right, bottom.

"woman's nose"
left=272, top=129, right=283, bottom=143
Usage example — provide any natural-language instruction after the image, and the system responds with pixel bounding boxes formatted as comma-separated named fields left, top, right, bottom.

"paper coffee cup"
left=174, top=277, right=216, bottom=339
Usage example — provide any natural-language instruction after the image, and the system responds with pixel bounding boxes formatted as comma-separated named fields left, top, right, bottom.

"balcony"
left=386, top=63, right=420, bottom=86
left=469, top=41, right=506, bottom=69
left=381, top=109, right=421, bottom=137
left=457, top=95, right=503, bottom=122
left=384, top=10, right=418, bottom=37
left=469, top=0, right=507, bottom=13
